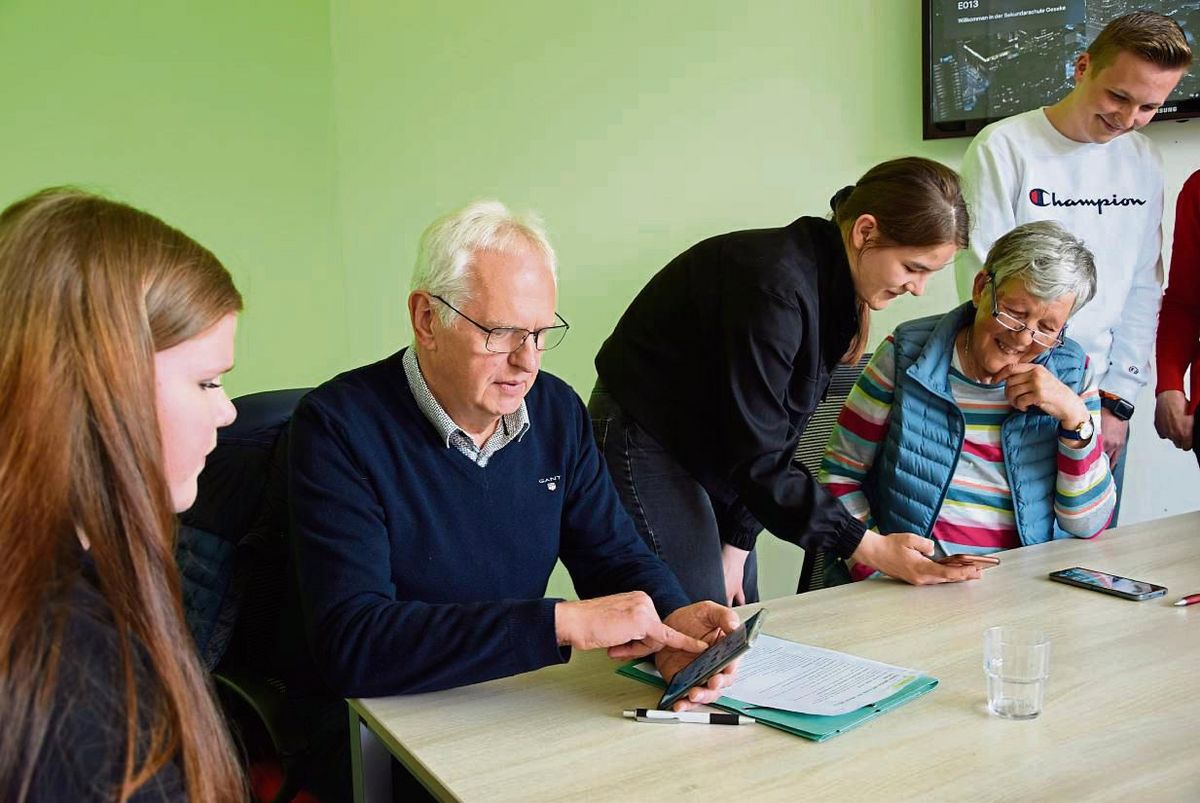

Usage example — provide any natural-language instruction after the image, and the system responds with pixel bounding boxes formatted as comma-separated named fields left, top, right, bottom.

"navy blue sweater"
left=288, top=349, right=690, bottom=697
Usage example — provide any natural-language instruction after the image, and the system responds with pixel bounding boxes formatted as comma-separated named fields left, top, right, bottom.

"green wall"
left=328, top=0, right=972, bottom=598
left=4, top=1, right=1198, bottom=601
left=331, top=0, right=969, bottom=386
left=328, top=1, right=1200, bottom=598
left=0, top=0, right=347, bottom=394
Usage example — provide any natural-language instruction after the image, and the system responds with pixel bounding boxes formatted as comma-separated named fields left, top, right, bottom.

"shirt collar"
left=402, top=347, right=530, bottom=447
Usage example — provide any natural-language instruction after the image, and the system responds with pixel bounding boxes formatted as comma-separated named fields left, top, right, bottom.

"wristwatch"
left=1099, top=391, right=1135, bottom=422
left=1057, top=416, right=1095, bottom=442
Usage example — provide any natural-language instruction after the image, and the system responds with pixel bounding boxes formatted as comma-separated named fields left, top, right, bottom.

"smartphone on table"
left=657, top=610, right=766, bottom=710
left=1048, top=567, right=1167, bottom=601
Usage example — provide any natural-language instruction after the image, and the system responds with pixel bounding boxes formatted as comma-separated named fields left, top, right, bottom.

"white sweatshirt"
left=954, top=108, right=1164, bottom=403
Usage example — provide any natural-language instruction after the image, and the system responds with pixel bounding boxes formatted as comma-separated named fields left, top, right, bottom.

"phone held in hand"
left=936, top=554, right=1001, bottom=568
left=1048, top=567, right=1167, bottom=601
left=657, top=610, right=766, bottom=710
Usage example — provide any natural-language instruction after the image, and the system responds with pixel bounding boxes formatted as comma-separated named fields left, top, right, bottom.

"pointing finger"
left=655, top=624, right=710, bottom=654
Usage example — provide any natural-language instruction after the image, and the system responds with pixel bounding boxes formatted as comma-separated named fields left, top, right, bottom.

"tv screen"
left=923, top=0, right=1200, bottom=139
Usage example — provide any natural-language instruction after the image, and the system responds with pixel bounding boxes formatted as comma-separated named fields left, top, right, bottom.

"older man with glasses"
left=287, top=199, right=739, bottom=701
left=820, top=221, right=1116, bottom=583
left=283, top=200, right=741, bottom=796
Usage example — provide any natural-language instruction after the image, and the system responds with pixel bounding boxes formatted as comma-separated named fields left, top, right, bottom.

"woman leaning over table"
left=0, top=189, right=246, bottom=801
left=591, top=156, right=981, bottom=606
left=820, top=221, right=1116, bottom=582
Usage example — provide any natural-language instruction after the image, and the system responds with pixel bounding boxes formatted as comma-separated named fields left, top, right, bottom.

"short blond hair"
left=1087, top=11, right=1192, bottom=73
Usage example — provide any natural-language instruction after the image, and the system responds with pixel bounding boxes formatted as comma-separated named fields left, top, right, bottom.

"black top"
left=595, top=215, right=868, bottom=557
left=22, top=561, right=185, bottom=802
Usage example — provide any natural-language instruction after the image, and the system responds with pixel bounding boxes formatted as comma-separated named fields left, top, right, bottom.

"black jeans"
left=588, top=386, right=758, bottom=605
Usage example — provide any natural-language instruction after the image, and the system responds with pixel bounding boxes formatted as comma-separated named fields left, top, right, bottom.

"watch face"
left=1060, top=418, right=1094, bottom=441
left=1101, top=396, right=1135, bottom=421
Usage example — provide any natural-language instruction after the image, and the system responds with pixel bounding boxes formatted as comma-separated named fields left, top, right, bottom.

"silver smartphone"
left=1049, top=567, right=1167, bottom=601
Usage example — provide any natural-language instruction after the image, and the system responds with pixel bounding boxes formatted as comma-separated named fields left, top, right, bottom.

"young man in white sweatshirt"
left=955, top=12, right=1192, bottom=522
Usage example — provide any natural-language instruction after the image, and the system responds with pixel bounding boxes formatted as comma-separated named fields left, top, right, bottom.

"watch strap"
left=1099, top=392, right=1134, bottom=421
left=1057, top=422, right=1092, bottom=441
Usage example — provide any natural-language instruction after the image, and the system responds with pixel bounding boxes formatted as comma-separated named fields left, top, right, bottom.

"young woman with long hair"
left=590, top=157, right=979, bottom=605
left=0, top=189, right=246, bottom=801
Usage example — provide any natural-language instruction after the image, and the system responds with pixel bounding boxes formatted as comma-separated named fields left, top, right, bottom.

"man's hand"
left=719, top=543, right=749, bottom=605
left=1100, top=408, right=1129, bottom=466
left=997, top=363, right=1090, bottom=430
left=654, top=601, right=742, bottom=711
left=1155, top=390, right=1193, bottom=451
left=850, top=530, right=982, bottom=585
left=554, top=592, right=708, bottom=659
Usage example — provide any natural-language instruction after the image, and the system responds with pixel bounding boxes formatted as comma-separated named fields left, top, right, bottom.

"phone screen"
left=1050, top=567, right=1166, bottom=599
left=657, top=610, right=766, bottom=710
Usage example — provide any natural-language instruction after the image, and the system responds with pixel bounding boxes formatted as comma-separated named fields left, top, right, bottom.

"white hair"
left=411, top=200, right=557, bottom=324
left=986, top=220, right=1097, bottom=316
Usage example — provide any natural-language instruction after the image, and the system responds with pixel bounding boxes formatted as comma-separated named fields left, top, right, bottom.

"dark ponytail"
left=829, top=185, right=856, bottom=216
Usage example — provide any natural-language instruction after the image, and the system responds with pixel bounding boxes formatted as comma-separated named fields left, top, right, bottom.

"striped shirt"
left=819, top=335, right=1115, bottom=581
left=402, top=347, right=530, bottom=467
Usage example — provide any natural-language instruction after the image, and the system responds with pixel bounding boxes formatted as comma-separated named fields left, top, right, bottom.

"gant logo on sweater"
left=1028, top=187, right=1146, bottom=214
left=539, top=475, right=561, bottom=491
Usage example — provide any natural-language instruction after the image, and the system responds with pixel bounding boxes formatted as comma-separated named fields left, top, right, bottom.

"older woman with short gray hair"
left=819, top=220, right=1116, bottom=583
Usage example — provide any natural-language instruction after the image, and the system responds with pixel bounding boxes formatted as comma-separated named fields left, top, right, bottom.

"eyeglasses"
left=431, top=295, right=570, bottom=353
left=987, top=274, right=1064, bottom=349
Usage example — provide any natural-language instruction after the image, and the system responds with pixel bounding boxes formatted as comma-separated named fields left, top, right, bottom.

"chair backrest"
left=794, top=354, right=870, bottom=594
left=177, top=388, right=310, bottom=670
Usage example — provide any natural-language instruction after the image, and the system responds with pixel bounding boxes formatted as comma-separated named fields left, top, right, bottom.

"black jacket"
left=595, top=215, right=867, bottom=558
left=22, top=560, right=185, bottom=802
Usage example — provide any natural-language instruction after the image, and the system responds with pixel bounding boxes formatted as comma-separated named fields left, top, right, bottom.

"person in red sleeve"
left=1155, top=169, right=1200, bottom=467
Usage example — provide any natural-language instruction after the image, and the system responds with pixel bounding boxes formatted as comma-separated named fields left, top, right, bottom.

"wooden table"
left=349, top=512, right=1200, bottom=801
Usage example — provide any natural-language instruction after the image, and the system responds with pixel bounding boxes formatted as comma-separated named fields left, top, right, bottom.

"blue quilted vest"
left=863, top=302, right=1087, bottom=546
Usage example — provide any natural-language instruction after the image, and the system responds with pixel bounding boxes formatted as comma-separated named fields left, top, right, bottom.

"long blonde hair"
left=0, top=189, right=245, bottom=802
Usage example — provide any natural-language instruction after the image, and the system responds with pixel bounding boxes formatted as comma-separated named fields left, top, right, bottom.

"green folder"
left=617, top=660, right=938, bottom=742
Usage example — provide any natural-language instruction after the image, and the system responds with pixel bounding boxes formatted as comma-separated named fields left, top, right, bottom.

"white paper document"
left=719, top=634, right=924, bottom=716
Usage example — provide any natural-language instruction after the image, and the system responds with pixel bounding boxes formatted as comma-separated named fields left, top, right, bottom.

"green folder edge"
left=616, top=661, right=938, bottom=742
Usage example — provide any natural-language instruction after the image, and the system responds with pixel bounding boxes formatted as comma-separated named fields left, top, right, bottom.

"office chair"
left=177, top=388, right=311, bottom=803
left=794, top=354, right=871, bottom=594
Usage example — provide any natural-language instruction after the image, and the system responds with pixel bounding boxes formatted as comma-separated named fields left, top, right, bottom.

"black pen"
left=623, top=708, right=755, bottom=725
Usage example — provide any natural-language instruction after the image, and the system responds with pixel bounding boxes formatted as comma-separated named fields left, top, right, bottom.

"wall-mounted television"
left=923, top=0, right=1200, bottom=139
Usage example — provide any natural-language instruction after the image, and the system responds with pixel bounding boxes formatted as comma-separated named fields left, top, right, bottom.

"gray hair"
left=411, top=200, right=557, bottom=325
left=985, top=221, right=1096, bottom=316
